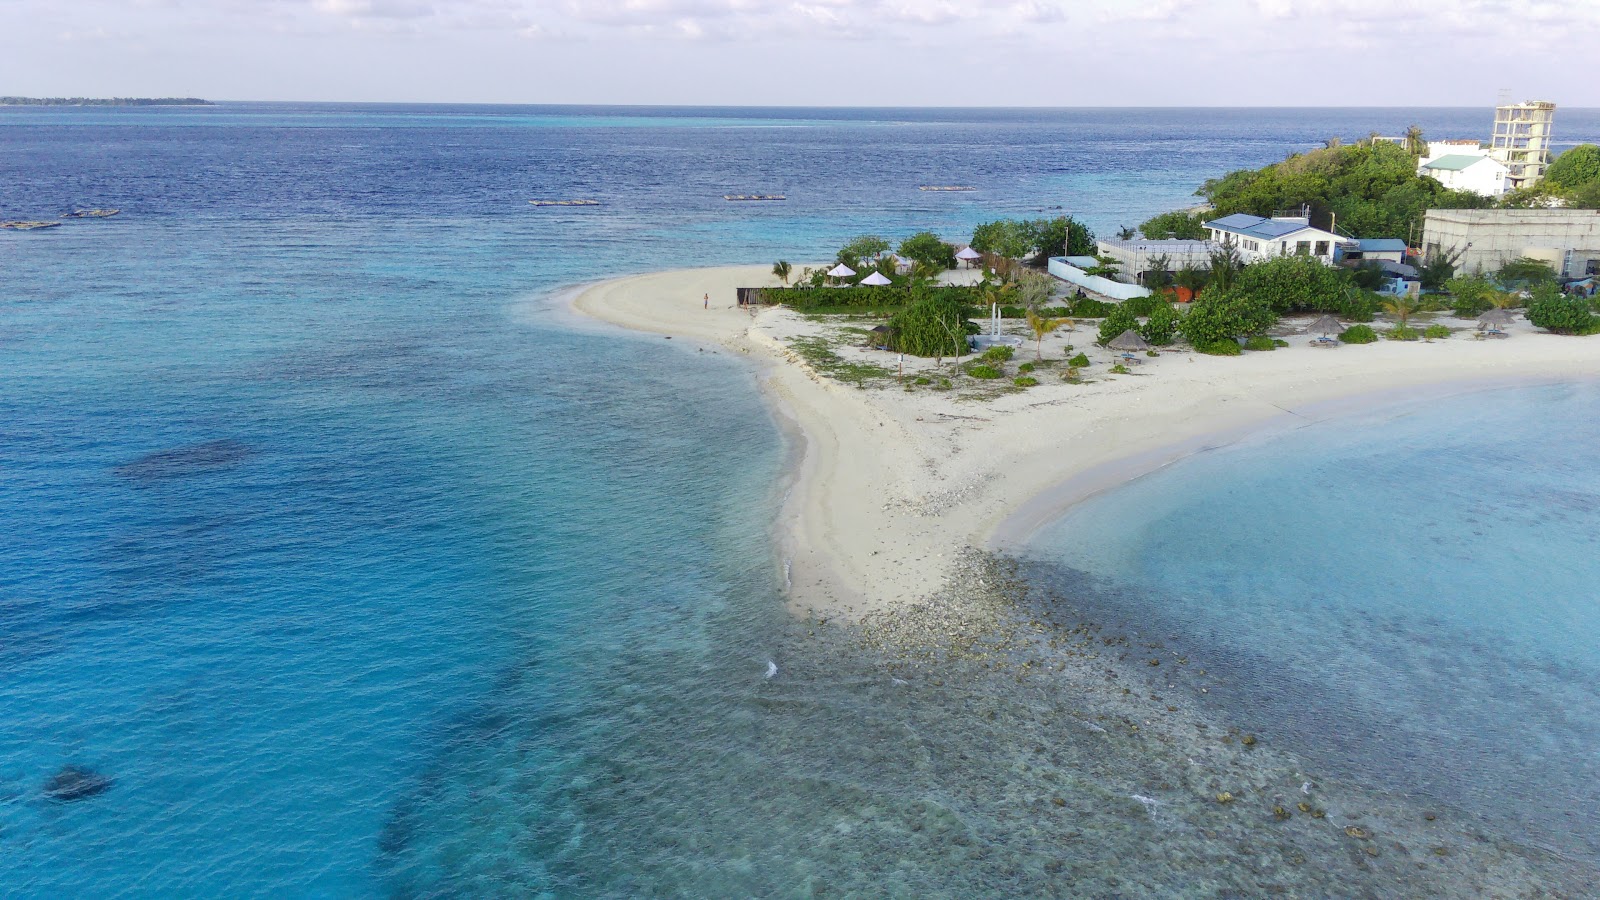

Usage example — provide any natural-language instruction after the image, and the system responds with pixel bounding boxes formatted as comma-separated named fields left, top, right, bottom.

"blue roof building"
left=1204, top=213, right=1352, bottom=265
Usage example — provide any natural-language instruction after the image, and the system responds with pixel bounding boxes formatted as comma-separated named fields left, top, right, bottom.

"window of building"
left=1315, top=241, right=1330, bottom=256
left=1296, top=241, right=1311, bottom=255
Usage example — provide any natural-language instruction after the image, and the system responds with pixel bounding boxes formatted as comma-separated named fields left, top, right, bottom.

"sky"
left=2, top=0, right=1597, bottom=106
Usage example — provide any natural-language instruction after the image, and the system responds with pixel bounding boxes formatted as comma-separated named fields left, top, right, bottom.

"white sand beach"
left=574, top=263, right=1600, bottom=622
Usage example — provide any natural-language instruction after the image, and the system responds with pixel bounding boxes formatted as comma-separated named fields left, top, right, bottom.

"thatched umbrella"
left=1307, top=315, right=1343, bottom=337
left=1477, top=308, right=1516, bottom=331
left=1108, top=329, right=1151, bottom=353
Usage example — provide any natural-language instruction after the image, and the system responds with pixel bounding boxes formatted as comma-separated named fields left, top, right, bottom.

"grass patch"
left=785, top=335, right=894, bottom=386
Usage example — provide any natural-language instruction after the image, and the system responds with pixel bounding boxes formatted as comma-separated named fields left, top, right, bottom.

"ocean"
left=3, top=104, right=1599, bottom=896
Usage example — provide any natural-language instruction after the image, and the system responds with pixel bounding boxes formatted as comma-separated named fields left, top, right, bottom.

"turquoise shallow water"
left=1022, top=381, right=1600, bottom=862
left=6, top=104, right=1600, bottom=895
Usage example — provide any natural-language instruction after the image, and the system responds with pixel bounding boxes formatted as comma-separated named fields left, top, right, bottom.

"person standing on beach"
left=704, top=293, right=709, bottom=310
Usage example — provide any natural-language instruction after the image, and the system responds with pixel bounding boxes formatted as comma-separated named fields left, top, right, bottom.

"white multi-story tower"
left=1489, top=100, right=1556, bottom=190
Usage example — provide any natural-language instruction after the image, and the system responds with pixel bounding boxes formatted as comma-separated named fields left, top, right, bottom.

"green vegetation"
left=839, top=235, right=890, bottom=264
left=1025, top=308, right=1062, bottom=360
left=785, top=336, right=894, bottom=385
left=1546, top=144, right=1600, bottom=189
left=1140, top=302, right=1181, bottom=345
left=772, top=260, right=792, bottom=284
left=1068, top=352, right=1090, bottom=368
left=1069, top=297, right=1115, bottom=318
left=1017, top=362, right=1035, bottom=373
left=1526, top=284, right=1600, bottom=335
left=1198, top=137, right=1491, bottom=239
left=897, top=232, right=957, bottom=269
left=1178, top=288, right=1276, bottom=347
left=1097, top=306, right=1138, bottom=346
left=1495, top=257, right=1559, bottom=290
left=971, top=216, right=1095, bottom=262
left=1424, top=324, right=1451, bottom=340
left=1387, top=324, right=1420, bottom=341
left=1243, top=335, right=1277, bottom=351
left=885, top=294, right=974, bottom=358
left=1120, top=294, right=1162, bottom=317
left=1447, top=275, right=1500, bottom=317
left=1535, top=144, right=1600, bottom=207
left=966, top=363, right=1004, bottom=379
left=1195, top=340, right=1242, bottom=356
left=1339, top=324, right=1378, bottom=344
left=1227, top=255, right=1378, bottom=321
left=981, top=345, right=1015, bottom=362
left=1014, top=376, right=1040, bottom=387
left=1138, top=210, right=1209, bottom=240
left=1110, top=363, right=1132, bottom=374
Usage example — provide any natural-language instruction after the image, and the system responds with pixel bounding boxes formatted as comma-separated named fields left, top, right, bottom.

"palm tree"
left=1026, top=309, right=1062, bottom=360
left=772, top=260, right=792, bottom=285
left=1382, top=293, right=1440, bottom=325
left=1404, top=125, right=1426, bottom=157
left=1117, top=226, right=1137, bottom=241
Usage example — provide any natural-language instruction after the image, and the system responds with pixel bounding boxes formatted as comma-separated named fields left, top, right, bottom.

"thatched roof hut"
left=1108, top=329, right=1151, bottom=352
left=1477, top=308, right=1516, bottom=330
left=1307, top=315, right=1343, bottom=337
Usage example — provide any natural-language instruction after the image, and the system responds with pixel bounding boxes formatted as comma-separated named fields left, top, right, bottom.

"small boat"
left=724, top=194, right=785, bottom=201
left=1, top=221, right=60, bottom=230
left=61, top=208, right=120, bottom=218
left=529, top=199, right=600, bottom=207
left=919, top=186, right=976, bottom=192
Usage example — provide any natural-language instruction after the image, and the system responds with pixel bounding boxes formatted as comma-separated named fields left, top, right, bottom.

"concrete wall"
left=1047, top=257, right=1151, bottom=301
left=1422, top=208, right=1600, bottom=278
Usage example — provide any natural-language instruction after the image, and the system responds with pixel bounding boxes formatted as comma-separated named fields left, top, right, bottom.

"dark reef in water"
left=114, top=439, right=254, bottom=480
left=43, top=766, right=113, bottom=802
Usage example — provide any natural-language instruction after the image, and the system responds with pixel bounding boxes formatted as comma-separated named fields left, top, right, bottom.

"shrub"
left=1140, top=302, right=1181, bottom=345
left=1098, top=306, right=1139, bottom=346
left=1062, top=367, right=1082, bottom=382
left=1179, top=288, right=1277, bottom=346
left=1334, top=289, right=1379, bottom=323
left=1110, top=363, right=1131, bottom=374
left=1339, top=324, right=1378, bottom=344
left=1423, top=324, right=1451, bottom=340
left=1014, top=376, right=1039, bottom=387
left=898, top=232, right=957, bottom=269
left=1526, top=284, right=1600, bottom=334
left=1243, top=335, right=1277, bottom=351
left=1272, top=339, right=1289, bottom=347
left=1196, top=339, right=1242, bottom=356
left=886, top=295, right=973, bottom=357
left=1068, top=352, right=1090, bottom=367
left=966, top=363, right=1003, bottom=379
left=1447, top=275, right=1499, bottom=317
left=913, top=376, right=932, bottom=385
left=981, top=345, right=1015, bottom=362
left=1017, top=362, right=1035, bottom=373
left=1121, top=295, right=1161, bottom=317
left=1387, top=324, right=1420, bottom=341
left=1070, top=297, right=1114, bottom=318
left=937, top=378, right=952, bottom=390
left=1146, top=349, right=1160, bottom=357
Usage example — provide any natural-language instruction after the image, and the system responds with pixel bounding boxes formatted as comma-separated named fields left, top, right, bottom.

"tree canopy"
left=1197, top=139, right=1492, bottom=240
left=1544, top=144, right=1600, bottom=191
left=970, top=216, right=1095, bottom=262
left=887, top=294, right=973, bottom=357
left=1138, top=210, right=1209, bottom=240
left=897, top=232, right=956, bottom=269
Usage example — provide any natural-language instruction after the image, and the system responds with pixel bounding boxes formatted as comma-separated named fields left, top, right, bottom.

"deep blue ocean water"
left=5, top=104, right=1600, bottom=895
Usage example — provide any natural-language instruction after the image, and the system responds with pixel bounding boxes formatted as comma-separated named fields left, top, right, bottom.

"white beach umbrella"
left=860, top=271, right=893, bottom=286
left=955, top=247, right=982, bottom=261
left=827, top=263, right=857, bottom=278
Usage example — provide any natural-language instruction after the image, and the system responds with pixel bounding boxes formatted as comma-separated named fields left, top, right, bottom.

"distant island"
left=0, top=97, right=212, bottom=107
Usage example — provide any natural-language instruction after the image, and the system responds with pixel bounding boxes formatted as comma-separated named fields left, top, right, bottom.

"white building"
left=1422, top=208, right=1600, bottom=279
left=1418, top=154, right=1512, bottom=197
left=1204, top=213, right=1351, bottom=265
